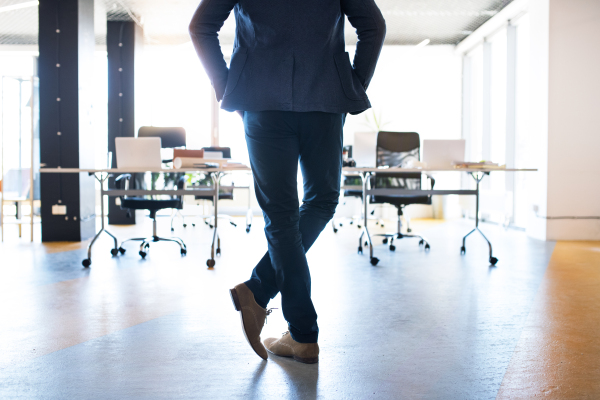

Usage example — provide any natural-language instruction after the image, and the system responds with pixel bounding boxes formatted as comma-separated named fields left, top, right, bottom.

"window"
left=461, top=16, right=531, bottom=227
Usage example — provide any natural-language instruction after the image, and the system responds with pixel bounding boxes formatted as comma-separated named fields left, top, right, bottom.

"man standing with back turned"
left=190, top=0, right=385, bottom=363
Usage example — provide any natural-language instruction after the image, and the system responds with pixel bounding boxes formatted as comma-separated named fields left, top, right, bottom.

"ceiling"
left=0, top=0, right=514, bottom=47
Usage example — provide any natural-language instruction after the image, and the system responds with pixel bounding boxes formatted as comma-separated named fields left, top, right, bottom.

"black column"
left=39, top=0, right=96, bottom=242
left=107, top=21, right=142, bottom=224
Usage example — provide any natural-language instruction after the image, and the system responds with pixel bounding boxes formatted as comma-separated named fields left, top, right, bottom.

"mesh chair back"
left=374, top=132, right=421, bottom=191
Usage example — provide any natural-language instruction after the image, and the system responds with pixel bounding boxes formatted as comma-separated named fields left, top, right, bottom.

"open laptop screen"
left=115, top=137, right=163, bottom=169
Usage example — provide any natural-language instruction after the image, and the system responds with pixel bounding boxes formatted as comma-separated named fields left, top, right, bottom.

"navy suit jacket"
left=189, top=0, right=386, bottom=115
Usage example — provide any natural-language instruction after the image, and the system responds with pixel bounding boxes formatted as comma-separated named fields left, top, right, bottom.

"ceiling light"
left=415, top=39, right=430, bottom=48
left=0, top=1, right=38, bottom=14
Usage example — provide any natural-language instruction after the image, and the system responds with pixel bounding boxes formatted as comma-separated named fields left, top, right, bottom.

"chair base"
left=372, top=207, right=430, bottom=251
left=119, top=215, right=187, bottom=259
left=373, top=232, right=430, bottom=251
left=119, top=236, right=187, bottom=258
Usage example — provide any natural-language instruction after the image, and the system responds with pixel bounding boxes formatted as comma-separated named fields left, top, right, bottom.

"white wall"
left=546, top=0, right=600, bottom=240
left=528, top=0, right=600, bottom=240
left=344, top=45, right=462, bottom=144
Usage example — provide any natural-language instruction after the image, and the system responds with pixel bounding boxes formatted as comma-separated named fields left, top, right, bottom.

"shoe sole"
left=266, top=345, right=319, bottom=364
left=230, top=288, right=267, bottom=360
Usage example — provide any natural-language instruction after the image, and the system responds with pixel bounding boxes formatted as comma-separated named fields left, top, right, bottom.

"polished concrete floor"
left=0, top=216, right=598, bottom=399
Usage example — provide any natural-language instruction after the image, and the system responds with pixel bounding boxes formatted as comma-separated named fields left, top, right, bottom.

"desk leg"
left=358, top=172, right=379, bottom=266
left=245, top=181, right=252, bottom=233
left=82, top=173, right=120, bottom=268
left=460, top=172, right=498, bottom=266
left=207, top=172, right=221, bottom=268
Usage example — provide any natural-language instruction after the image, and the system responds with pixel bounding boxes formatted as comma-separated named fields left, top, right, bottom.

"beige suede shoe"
left=264, top=331, right=319, bottom=364
left=229, top=283, right=272, bottom=360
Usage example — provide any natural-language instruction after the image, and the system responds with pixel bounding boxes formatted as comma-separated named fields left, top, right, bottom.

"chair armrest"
left=426, top=174, right=436, bottom=189
left=115, top=174, right=132, bottom=190
left=177, top=175, right=186, bottom=190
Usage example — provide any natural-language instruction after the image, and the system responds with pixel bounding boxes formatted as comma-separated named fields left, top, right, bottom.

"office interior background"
left=0, top=0, right=599, bottom=398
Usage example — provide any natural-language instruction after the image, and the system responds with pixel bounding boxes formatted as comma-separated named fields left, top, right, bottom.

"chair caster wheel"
left=183, top=224, right=187, bottom=228
left=358, top=246, right=363, bottom=254
left=382, top=238, right=388, bottom=244
left=181, top=249, right=187, bottom=255
left=389, top=245, right=396, bottom=251
left=216, top=248, right=221, bottom=256
left=171, top=228, right=174, bottom=232
left=407, top=228, right=412, bottom=233
left=349, top=221, right=353, bottom=225
left=364, top=241, right=369, bottom=246
left=333, top=228, right=338, bottom=233
left=370, top=257, right=379, bottom=266
left=460, top=246, right=466, bottom=255
left=82, top=259, right=91, bottom=268
left=246, top=227, right=250, bottom=233
left=490, top=257, right=498, bottom=265
left=339, top=223, right=344, bottom=227
left=139, top=251, right=147, bottom=259
left=419, top=239, right=424, bottom=246
left=207, top=259, right=215, bottom=268
left=119, top=247, right=126, bottom=255
left=209, top=225, right=214, bottom=229
left=192, top=223, right=196, bottom=227
left=357, top=225, right=362, bottom=229
left=111, top=248, right=119, bottom=256
left=381, top=224, right=385, bottom=228
left=424, top=244, right=430, bottom=250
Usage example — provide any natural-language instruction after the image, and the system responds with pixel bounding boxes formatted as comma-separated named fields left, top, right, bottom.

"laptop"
left=115, top=137, right=163, bottom=169
left=422, top=139, right=466, bottom=169
left=353, top=131, right=378, bottom=167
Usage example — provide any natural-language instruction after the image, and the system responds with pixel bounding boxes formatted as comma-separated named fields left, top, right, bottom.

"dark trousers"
left=243, top=111, right=345, bottom=344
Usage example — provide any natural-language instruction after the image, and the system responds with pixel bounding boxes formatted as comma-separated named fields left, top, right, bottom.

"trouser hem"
left=289, top=325, right=318, bottom=344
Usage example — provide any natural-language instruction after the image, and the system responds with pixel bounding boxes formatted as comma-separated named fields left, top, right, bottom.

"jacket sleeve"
left=189, top=0, right=238, bottom=101
left=341, top=0, right=386, bottom=90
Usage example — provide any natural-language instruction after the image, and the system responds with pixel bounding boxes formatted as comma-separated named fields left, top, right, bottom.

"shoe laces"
left=265, top=308, right=277, bottom=324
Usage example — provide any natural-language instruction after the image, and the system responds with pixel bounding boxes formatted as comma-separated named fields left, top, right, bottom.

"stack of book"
left=172, top=149, right=247, bottom=169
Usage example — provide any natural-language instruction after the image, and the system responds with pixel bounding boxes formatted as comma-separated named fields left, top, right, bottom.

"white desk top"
left=40, top=167, right=252, bottom=173
left=40, top=166, right=537, bottom=174
left=343, top=167, right=537, bottom=173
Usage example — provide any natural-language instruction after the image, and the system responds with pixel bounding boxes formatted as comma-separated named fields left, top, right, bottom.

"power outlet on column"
left=52, top=204, right=67, bottom=215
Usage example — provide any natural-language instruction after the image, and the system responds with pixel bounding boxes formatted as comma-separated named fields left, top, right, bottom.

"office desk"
left=342, top=167, right=537, bottom=266
left=40, top=167, right=251, bottom=268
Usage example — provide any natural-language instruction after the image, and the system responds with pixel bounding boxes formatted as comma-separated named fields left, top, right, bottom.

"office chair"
left=138, top=126, right=186, bottom=155
left=138, top=126, right=190, bottom=230
left=115, top=173, right=187, bottom=258
left=369, top=131, right=433, bottom=251
left=192, top=146, right=241, bottom=230
left=115, top=126, right=188, bottom=258
left=332, top=145, right=385, bottom=233
left=332, top=174, right=365, bottom=233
